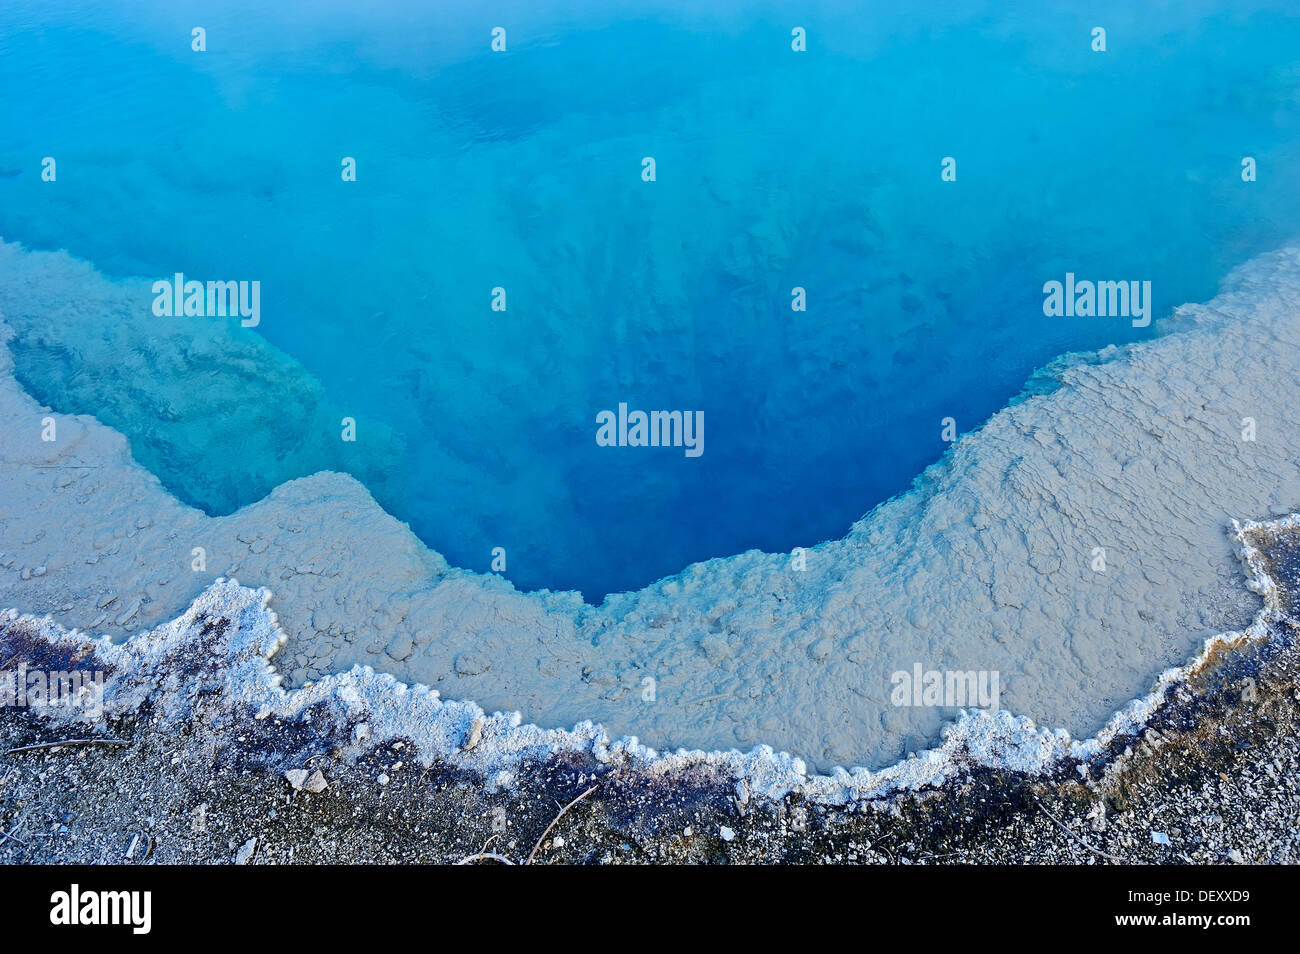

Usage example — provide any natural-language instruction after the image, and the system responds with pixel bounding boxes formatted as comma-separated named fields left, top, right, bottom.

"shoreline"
left=1, top=513, right=1297, bottom=863
left=0, top=513, right=1287, bottom=805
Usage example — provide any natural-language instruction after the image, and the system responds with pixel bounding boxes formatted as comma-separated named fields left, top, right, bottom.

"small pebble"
left=234, top=838, right=257, bottom=865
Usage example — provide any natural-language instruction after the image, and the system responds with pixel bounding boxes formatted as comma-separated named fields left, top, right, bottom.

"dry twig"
left=5, top=739, right=129, bottom=756
left=525, top=784, right=598, bottom=864
left=1036, top=799, right=1127, bottom=863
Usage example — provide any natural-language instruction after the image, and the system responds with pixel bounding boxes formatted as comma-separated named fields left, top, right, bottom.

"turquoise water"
left=1, top=1, right=1298, bottom=600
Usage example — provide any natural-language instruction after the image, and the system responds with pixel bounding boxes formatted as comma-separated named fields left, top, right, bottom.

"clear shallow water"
left=1, top=1, right=1298, bottom=600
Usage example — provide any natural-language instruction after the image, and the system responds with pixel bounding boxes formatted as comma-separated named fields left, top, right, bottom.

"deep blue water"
left=2, top=1, right=1299, bottom=600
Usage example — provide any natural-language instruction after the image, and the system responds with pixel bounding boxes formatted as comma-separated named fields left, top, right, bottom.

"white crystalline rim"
left=4, top=513, right=1286, bottom=806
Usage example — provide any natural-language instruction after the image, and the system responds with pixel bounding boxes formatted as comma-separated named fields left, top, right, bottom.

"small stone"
left=234, top=838, right=257, bottom=865
left=377, top=773, right=390, bottom=786
left=302, top=770, right=327, bottom=794
left=1228, top=849, right=1244, bottom=864
left=552, top=836, right=565, bottom=848
left=284, top=769, right=308, bottom=790
left=719, top=826, right=735, bottom=842
left=1151, top=831, right=1170, bottom=845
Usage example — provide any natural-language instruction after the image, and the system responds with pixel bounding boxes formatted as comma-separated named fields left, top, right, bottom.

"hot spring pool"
left=2, top=0, right=1299, bottom=606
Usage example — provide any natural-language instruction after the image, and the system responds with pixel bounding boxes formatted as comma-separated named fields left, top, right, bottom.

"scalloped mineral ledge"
left=0, top=241, right=1298, bottom=774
